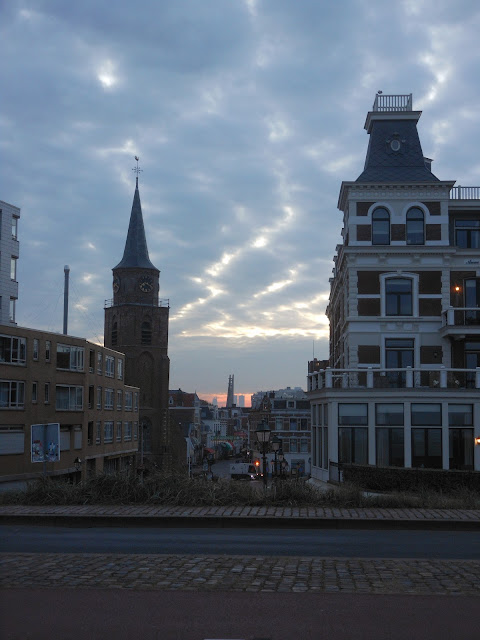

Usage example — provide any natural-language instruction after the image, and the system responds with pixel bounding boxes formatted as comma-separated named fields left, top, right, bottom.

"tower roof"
left=114, top=178, right=158, bottom=271
left=356, top=93, right=439, bottom=183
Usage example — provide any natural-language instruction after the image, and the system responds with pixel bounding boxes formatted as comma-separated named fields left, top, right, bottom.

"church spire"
left=114, top=160, right=158, bottom=271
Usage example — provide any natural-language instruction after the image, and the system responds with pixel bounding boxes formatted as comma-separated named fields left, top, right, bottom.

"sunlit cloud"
left=97, top=59, right=118, bottom=90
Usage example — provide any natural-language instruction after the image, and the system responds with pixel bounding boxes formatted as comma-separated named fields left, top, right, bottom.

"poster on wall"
left=31, top=423, right=60, bottom=463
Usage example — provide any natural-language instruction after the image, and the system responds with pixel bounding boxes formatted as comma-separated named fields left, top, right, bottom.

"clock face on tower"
left=139, top=275, right=154, bottom=293
left=113, top=276, right=120, bottom=293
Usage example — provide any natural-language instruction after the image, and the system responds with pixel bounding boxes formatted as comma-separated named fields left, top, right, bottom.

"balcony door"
left=465, top=341, right=480, bottom=388
left=465, top=278, right=480, bottom=324
left=385, top=338, right=414, bottom=387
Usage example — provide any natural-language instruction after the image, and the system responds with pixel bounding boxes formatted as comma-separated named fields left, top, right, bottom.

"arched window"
left=406, top=207, right=424, bottom=245
left=372, top=208, right=390, bottom=245
left=141, top=321, right=152, bottom=345
left=111, top=321, right=118, bottom=346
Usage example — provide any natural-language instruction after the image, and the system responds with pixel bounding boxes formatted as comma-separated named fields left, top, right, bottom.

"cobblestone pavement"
left=1, top=504, right=479, bottom=522
left=1, top=553, right=479, bottom=595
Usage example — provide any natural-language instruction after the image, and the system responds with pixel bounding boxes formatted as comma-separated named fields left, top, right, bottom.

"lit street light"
left=255, top=420, right=271, bottom=489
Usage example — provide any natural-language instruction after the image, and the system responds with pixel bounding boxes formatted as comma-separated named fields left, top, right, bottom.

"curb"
left=1, top=514, right=479, bottom=530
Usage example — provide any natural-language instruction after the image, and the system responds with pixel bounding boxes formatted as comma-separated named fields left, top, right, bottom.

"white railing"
left=450, top=186, right=480, bottom=200
left=372, top=93, right=412, bottom=112
left=307, top=366, right=480, bottom=392
left=442, top=307, right=480, bottom=327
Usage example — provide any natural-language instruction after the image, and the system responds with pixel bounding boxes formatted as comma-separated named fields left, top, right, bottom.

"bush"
left=341, top=464, right=480, bottom=494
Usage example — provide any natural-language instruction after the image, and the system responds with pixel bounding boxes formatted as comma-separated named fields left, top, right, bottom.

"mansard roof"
left=356, top=95, right=439, bottom=183
left=114, top=178, right=158, bottom=271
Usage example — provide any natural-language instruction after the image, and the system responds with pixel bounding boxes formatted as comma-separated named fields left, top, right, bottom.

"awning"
left=220, top=442, right=233, bottom=450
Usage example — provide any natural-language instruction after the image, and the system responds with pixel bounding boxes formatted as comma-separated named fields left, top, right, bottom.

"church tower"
left=104, top=170, right=170, bottom=469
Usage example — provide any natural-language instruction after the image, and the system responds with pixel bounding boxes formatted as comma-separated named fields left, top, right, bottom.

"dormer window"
left=406, top=207, right=424, bottom=245
left=372, top=208, right=390, bottom=245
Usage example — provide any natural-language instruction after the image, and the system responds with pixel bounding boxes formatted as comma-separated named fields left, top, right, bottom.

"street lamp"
left=271, top=435, right=281, bottom=477
left=277, top=448, right=285, bottom=479
left=255, top=420, right=271, bottom=488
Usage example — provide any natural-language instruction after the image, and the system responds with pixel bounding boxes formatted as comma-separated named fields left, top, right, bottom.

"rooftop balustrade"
left=307, top=366, right=480, bottom=392
left=449, top=186, right=480, bottom=200
left=372, top=93, right=412, bottom=112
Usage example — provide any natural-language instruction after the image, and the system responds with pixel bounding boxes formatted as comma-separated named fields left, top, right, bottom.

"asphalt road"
left=1, top=524, right=478, bottom=558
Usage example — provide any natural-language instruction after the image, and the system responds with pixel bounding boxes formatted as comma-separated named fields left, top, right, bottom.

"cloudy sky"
left=2, top=0, right=479, bottom=405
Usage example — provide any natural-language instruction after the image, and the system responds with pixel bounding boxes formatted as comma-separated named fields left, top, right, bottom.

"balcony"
left=441, top=307, right=480, bottom=339
left=449, top=186, right=480, bottom=200
left=372, top=93, right=412, bottom=112
left=307, top=366, right=480, bottom=392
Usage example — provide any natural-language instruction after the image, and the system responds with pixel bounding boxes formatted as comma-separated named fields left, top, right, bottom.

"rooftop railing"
left=307, top=367, right=480, bottom=392
left=372, top=93, right=412, bottom=112
left=449, top=186, right=480, bottom=200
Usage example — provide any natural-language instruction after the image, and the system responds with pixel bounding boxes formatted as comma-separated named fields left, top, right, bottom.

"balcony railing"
left=442, top=307, right=480, bottom=327
left=372, top=93, right=412, bottom=112
left=307, top=367, right=480, bottom=392
left=104, top=298, right=169, bottom=309
left=449, top=186, right=480, bottom=200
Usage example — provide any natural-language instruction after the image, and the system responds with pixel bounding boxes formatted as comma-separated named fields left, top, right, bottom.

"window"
left=117, top=359, right=123, bottom=380
left=33, top=339, right=39, bottom=361
left=300, top=438, right=309, bottom=453
left=0, top=335, right=26, bottom=365
left=338, top=403, right=368, bottom=426
left=44, top=382, right=50, bottom=403
left=12, top=216, right=18, bottom=240
left=323, top=427, right=328, bottom=469
left=324, top=404, right=328, bottom=426
left=96, top=421, right=101, bottom=444
left=112, top=322, right=118, bottom=346
left=385, top=278, right=412, bottom=315
left=372, top=207, right=390, bottom=245
left=60, top=428, right=70, bottom=451
left=45, top=341, right=51, bottom=362
left=105, top=388, right=114, bottom=410
left=141, top=322, right=152, bottom=345
left=455, top=219, right=480, bottom=249
left=56, top=344, right=84, bottom=371
left=275, top=417, right=283, bottom=431
left=375, top=403, right=404, bottom=426
left=88, top=385, right=94, bottom=409
left=134, top=392, right=138, bottom=412
left=87, top=421, right=93, bottom=445
left=134, top=422, right=138, bottom=440
left=448, top=404, right=473, bottom=427
left=125, top=421, right=132, bottom=441
left=406, top=207, right=424, bottom=245
left=89, top=349, right=95, bottom=373
left=0, top=426, right=24, bottom=455
left=104, top=421, right=114, bottom=443
left=385, top=338, right=414, bottom=387
left=125, top=391, right=133, bottom=411
left=290, top=418, right=298, bottom=431
left=338, top=427, right=368, bottom=464
left=411, top=428, right=442, bottom=468
left=10, top=256, right=17, bottom=280
left=116, top=421, right=122, bottom=442
left=376, top=428, right=404, bottom=467
left=105, top=355, right=115, bottom=378
left=32, top=382, right=38, bottom=403
left=411, top=403, right=442, bottom=426
left=449, top=429, right=474, bottom=470
left=96, top=387, right=102, bottom=409
left=0, top=380, right=25, bottom=408
left=97, top=352, right=103, bottom=375
left=56, top=385, right=83, bottom=411
left=9, top=298, right=16, bottom=323
left=117, top=390, right=123, bottom=410
left=290, top=438, right=298, bottom=453
left=465, top=279, right=480, bottom=325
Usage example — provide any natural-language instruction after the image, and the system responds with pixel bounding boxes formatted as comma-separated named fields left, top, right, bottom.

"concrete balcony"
left=307, top=366, right=480, bottom=392
left=440, top=307, right=480, bottom=339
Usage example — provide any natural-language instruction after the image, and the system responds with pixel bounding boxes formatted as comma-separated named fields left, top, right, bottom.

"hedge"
left=341, top=464, right=480, bottom=493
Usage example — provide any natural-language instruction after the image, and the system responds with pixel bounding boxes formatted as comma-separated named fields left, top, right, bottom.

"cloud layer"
left=2, top=0, right=479, bottom=400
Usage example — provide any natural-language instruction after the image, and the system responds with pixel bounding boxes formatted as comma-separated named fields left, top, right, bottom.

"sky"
left=2, top=0, right=480, bottom=406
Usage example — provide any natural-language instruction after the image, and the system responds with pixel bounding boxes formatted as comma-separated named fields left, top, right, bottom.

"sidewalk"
left=1, top=504, right=480, bottom=529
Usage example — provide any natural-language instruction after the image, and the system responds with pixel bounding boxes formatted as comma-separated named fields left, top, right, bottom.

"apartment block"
left=0, top=200, right=21, bottom=325
left=0, top=325, right=140, bottom=488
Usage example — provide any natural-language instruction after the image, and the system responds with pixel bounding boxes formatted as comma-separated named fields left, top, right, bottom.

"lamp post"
left=271, top=435, right=281, bottom=478
left=255, top=420, right=271, bottom=489
left=278, top=449, right=285, bottom=479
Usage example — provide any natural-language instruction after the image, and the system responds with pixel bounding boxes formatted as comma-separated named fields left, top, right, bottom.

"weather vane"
left=132, top=156, right=143, bottom=184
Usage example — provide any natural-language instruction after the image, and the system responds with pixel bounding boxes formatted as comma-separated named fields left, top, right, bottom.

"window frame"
left=372, top=207, right=390, bottom=245
left=406, top=207, right=425, bottom=245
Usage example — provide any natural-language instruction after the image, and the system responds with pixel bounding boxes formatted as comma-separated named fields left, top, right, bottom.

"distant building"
left=307, top=93, right=480, bottom=482
left=226, top=374, right=234, bottom=408
left=0, top=200, right=20, bottom=325
left=0, top=325, right=139, bottom=489
left=238, top=395, right=245, bottom=408
left=249, top=387, right=311, bottom=476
